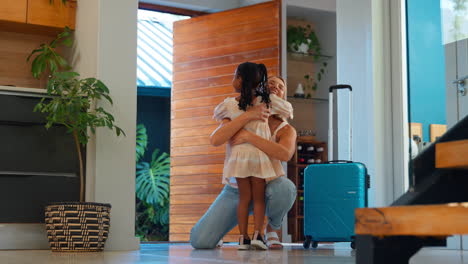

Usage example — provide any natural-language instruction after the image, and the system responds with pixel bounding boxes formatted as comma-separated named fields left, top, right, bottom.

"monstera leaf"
left=136, top=124, right=148, bottom=162
left=136, top=149, right=170, bottom=207
left=152, top=200, right=169, bottom=226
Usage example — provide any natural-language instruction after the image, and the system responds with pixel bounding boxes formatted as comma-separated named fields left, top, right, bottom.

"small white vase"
left=294, top=83, right=305, bottom=98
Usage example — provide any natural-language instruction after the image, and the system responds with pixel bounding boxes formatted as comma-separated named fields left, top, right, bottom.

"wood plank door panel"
left=171, top=1, right=280, bottom=242
left=0, top=30, right=53, bottom=89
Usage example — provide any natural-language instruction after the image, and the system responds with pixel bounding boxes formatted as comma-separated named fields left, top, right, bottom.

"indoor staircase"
left=355, top=115, right=468, bottom=264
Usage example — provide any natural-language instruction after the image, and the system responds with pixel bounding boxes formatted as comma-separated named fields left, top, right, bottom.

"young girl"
left=210, top=62, right=293, bottom=250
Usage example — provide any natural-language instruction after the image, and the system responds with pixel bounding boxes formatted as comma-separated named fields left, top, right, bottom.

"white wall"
left=74, top=1, right=99, bottom=205
left=74, top=0, right=140, bottom=251
left=371, top=0, right=395, bottom=206
left=288, top=0, right=336, bottom=13
left=336, top=0, right=394, bottom=207
left=389, top=0, right=410, bottom=200
left=314, top=13, right=337, bottom=143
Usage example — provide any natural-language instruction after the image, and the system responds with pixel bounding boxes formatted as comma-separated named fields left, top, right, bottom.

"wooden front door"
left=170, top=1, right=281, bottom=242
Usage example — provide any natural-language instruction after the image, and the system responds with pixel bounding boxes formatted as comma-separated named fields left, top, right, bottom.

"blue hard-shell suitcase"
left=302, top=85, right=370, bottom=250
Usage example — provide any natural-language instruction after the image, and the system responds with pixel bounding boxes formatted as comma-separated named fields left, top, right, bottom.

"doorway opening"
left=135, top=7, right=189, bottom=242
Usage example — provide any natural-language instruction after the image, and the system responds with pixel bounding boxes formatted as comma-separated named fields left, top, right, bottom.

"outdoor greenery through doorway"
left=135, top=124, right=170, bottom=241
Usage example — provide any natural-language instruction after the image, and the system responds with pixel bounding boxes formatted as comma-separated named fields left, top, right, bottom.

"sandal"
left=264, top=230, right=283, bottom=249
left=238, top=235, right=251, bottom=250
left=216, top=239, right=223, bottom=248
left=250, top=231, right=268, bottom=250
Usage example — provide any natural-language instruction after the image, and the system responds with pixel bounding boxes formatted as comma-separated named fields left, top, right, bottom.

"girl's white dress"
left=213, top=94, right=293, bottom=186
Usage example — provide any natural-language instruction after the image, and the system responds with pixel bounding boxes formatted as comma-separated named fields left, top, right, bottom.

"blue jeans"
left=190, top=176, right=297, bottom=249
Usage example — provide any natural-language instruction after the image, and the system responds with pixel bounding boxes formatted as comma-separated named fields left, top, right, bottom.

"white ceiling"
left=288, top=0, right=336, bottom=13
left=140, top=0, right=269, bottom=13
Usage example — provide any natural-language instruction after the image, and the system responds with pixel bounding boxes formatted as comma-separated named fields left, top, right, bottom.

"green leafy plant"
left=136, top=149, right=171, bottom=207
left=303, top=74, right=316, bottom=98
left=136, top=124, right=148, bottom=162
left=27, top=27, right=72, bottom=79
left=287, top=24, right=321, bottom=56
left=136, top=200, right=169, bottom=241
left=287, top=25, right=308, bottom=51
left=317, top=61, right=328, bottom=82
left=288, top=24, right=328, bottom=94
left=28, top=28, right=125, bottom=202
left=135, top=124, right=170, bottom=241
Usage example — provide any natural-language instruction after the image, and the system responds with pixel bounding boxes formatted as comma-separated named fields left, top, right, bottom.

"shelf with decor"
left=287, top=23, right=331, bottom=99
left=287, top=96, right=328, bottom=103
left=287, top=137, right=327, bottom=243
left=287, top=51, right=332, bottom=64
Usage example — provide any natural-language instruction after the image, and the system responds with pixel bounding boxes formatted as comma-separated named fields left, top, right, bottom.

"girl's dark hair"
left=236, top=62, right=270, bottom=111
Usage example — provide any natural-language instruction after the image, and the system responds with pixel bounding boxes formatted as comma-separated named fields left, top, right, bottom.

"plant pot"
left=45, top=202, right=111, bottom=252
left=297, top=42, right=309, bottom=53
left=289, top=40, right=311, bottom=54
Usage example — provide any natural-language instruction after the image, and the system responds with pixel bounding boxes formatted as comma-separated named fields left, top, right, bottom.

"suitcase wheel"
left=351, top=236, right=356, bottom=249
left=303, top=236, right=312, bottom=249
left=312, top=241, right=318, bottom=248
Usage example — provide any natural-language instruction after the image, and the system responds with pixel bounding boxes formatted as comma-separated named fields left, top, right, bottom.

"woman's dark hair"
left=236, top=62, right=270, bottom=111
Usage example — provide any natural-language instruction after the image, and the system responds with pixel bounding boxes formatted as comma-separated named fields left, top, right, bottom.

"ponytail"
left=236, top=62, right=271, bottom=111
left=255, top=63, right=271, bottom=108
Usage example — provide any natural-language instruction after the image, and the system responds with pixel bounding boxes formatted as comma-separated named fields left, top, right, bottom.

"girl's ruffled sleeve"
left=270, top=94, right=294, bottom=120
left=213, top=98, right=232, bottom=122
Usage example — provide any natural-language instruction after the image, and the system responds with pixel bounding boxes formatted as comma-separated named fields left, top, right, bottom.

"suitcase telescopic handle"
left=325, top=160, right=353, bottom=164
left=329, top=84, right=352, bottom=93
left=328, top=84, right=353, bottom=161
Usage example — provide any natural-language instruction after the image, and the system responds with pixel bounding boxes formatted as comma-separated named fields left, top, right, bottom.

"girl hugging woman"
left=210, top=62, right=293, bottom=250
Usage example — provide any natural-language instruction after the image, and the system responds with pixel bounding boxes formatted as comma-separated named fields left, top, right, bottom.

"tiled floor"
left=0, top=243, right=466, bottom=264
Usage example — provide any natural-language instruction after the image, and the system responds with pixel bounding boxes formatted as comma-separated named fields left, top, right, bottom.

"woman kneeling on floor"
left=190, top=75, right=297, bottom=250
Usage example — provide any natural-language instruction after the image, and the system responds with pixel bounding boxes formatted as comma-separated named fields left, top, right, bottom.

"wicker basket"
left=45, top=202, right=111, bottom=252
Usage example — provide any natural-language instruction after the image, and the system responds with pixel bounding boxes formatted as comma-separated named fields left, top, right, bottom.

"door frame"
left=389, top=0, right=410, bottom=199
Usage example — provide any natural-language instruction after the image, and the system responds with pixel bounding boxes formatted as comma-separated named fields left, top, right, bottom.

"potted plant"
left=27, top=27, right=125, bottom=252
left=287, top=24, right=328, bottom=96
left=287, top=24, right=321, bottom=56
left=303, top=74, right=316, bottom=98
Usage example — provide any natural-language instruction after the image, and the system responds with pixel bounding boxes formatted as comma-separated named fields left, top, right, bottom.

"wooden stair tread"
left=436, top=139, right=468, bottom=169
left=355, top=203, right=468, bottom=236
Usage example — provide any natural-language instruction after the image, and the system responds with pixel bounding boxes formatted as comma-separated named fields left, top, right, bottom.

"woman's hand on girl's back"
left=230, top=129, right=251, bottom=146
left=246, top=104, right=270, bottom=122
